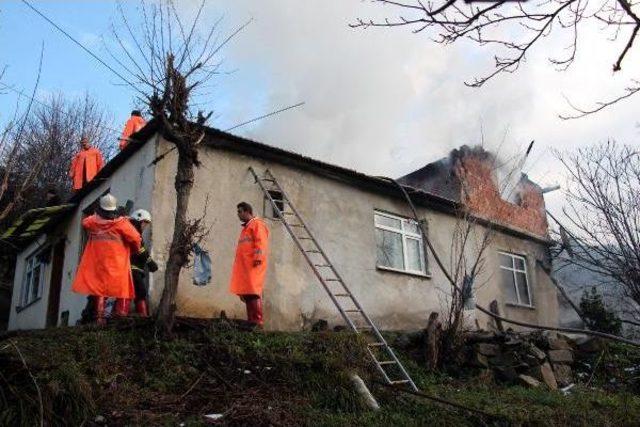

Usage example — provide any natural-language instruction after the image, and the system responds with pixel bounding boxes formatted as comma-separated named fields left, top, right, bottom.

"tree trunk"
left=489, top=300, right=504, bottom=332
left=425, top=312, right=442, bottom=371
left=156, top=148, right=195, bottom=335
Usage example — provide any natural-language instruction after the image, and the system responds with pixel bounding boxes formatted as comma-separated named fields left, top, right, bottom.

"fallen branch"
left=373, top=380, right=503, bottom=421
left=180, top=372, right=206, bottom=400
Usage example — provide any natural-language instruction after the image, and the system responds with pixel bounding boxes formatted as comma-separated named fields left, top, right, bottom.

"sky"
left=1, top=0, right=639, bottom=219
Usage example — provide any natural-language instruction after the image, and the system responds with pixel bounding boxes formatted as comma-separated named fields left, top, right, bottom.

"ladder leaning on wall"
left=248, top=167, right=418, bottom=391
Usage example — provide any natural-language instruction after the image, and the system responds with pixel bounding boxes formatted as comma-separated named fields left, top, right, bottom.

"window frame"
left=498, top=251, right=533, bottom=307
left=18, top=247, right=48, bottom=310
left=374, top=210, right=427, bottom=276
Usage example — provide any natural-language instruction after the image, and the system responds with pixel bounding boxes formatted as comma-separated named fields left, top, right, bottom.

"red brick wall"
left=454, top=155, right=548, bottom=237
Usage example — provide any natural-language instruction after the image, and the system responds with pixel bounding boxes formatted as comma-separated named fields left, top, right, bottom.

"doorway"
left=46, top=238, right=66, bottom=327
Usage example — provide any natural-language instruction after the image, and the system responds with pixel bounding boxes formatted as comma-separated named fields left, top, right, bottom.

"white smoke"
left=171, top=0, right=640, bottom=209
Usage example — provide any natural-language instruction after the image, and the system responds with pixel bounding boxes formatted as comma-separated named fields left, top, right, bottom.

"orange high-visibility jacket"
left=229, top=217, right=270, bottom=296
left=119, top=116, right=146, bottom=150
left=69, top=147, right=104, bottom=191
left=72, top=214, right=142, bottom=299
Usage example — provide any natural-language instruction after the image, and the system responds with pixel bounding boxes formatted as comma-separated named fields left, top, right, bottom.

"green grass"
left=1, top=321, right=639, bottom=426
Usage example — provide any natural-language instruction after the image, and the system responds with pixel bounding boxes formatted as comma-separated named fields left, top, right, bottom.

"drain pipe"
left=350, top=373, right=380, bottom=410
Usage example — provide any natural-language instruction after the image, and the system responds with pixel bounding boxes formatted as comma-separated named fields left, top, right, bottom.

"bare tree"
left=0, top=46, right=45, bottom=228
left=107, top=0, right=248, bottom=334
left=351, top=0, right=640, bottom=118
left=555, top=141, right=640, bottom=321
left=5, top=93, right=116, bottom=215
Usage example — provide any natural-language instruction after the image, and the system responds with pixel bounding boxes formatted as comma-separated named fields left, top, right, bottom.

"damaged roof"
left=1, top=204, right=76, bottom=250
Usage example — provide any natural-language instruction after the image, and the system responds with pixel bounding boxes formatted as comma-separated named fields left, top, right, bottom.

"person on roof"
left=71, top=193, right=142, bottom=325
left=69, top=137, right=104, bottom=191
left=119, top=110, right=146, bottom=150
left=127, top=209, right=158, bottom=317
left=229, top=202, right=270, bottom=328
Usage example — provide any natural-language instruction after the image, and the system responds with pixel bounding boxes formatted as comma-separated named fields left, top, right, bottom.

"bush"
left=580, top=286, right=622, bottom=335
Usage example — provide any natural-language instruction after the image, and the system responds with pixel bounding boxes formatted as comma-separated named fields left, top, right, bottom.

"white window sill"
left=376, top=265, right=431, bottom=279
left=505, top=302, right=536, bottom=310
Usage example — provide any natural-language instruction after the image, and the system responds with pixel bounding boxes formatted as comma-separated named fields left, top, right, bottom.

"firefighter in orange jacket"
left=72, top=194, right=142, bottom=325
left=229, top=202, right=269, bottom=327
left=119, top=110, right=146, bottom=150
left=69, top=137, right=104, bottom=191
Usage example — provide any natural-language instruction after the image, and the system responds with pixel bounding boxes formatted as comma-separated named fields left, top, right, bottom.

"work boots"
left=244, top=296, right=264, bottom=327
left=113, top=298, right=131, bottom=317
left=135, top=299, right=149, bottom=317
left=93, top=296, right=106, bottom=326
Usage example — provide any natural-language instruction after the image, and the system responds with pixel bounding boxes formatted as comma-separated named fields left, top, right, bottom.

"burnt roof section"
left=398, top=160, right=462, bottom=202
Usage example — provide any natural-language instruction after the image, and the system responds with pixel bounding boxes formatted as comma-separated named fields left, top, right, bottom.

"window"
left=499, top=252, right=532, bottom=306
left=19, top=248, right=49, bottom=308
left=264, top=190, right=284, bottom=219
left=374, top=211, right=426, bottom=275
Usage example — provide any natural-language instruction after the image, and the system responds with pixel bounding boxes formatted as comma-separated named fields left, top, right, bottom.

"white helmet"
left=130, top=209, right=152, bottom=223
left=99, top=194, right=118, bottom=212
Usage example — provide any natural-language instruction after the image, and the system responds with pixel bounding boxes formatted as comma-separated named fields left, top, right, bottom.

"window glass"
left=375, top=211, right=427, bottom=274
left=376, top=228, right=404, bottom=270
left=23, top=270, right=32, bottom=305
left=403, top=221, right=419, bottom=235
left=499, top=254, right=513, bottom=268
left=405, top=238, right=423, bottom=272
left=31, top=264, right=41, bottom=300
left=499, top=252, right=532, bottom=306
left=515, top=272, right=530, bottom=305
left=501, top=268, right=517, bottom=303
left=375, top=214, right=402, bottom=230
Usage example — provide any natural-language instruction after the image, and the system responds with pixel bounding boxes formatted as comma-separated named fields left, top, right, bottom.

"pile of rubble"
left=465, top=330, right=604, bottom=389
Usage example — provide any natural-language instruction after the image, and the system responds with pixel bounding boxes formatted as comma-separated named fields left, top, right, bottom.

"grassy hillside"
left=1, top=319, right=639, bottom=426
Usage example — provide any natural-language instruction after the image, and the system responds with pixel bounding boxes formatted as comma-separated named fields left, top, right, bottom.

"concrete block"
left=548, top=349, right=574, bottom=364
left=518, top=374, right=541, bottom=388
left=475, top=343, right=500, bottom=357
left=552, top=364, right=573, bottom=387
left=528, top=362, right=558, bottom=390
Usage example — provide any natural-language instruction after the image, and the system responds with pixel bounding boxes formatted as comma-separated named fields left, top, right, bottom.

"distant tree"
left=580, top=286, right=622, bottom=335
left=556, top=142, right=640, bottom=322
left=352, top=0, right=640, bottom=118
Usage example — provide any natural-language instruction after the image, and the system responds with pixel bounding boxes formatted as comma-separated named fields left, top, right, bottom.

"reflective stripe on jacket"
left=229, top=217, right=269, bottom=296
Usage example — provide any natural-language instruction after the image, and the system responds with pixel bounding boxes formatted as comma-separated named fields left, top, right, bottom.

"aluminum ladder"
left=249, top=167, right=418, bottom=391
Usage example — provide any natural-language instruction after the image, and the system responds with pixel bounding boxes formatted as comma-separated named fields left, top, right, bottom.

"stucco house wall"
left=150, top=135, right=559, bottom=331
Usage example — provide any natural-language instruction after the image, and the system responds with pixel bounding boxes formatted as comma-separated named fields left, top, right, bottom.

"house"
left=4, top=122, right=560, bottom=331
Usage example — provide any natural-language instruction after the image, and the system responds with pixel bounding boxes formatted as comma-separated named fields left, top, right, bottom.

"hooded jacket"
left=72, top=214, right=142, bottom=298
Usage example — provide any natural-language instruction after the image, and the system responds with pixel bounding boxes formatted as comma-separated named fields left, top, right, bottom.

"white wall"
left=150, top=136, right=559, bottom=331
left=8, top=236, right=50, bottom=330
left=7, top=137, right=158, bottom=330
